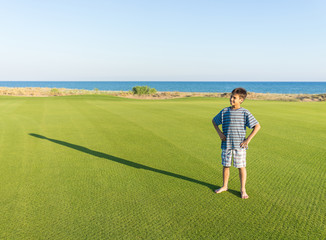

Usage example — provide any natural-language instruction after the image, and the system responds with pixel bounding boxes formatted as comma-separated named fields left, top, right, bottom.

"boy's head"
left=230, top=88, right=247, bottom=108
left=231, top=88, right=247, bottom=100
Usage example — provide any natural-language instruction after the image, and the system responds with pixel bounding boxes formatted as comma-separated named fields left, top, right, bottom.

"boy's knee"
left=238, top=167, right=246, bottom=172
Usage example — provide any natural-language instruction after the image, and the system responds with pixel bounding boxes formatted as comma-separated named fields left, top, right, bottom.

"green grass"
left=0, top=95, right=325, bottom=239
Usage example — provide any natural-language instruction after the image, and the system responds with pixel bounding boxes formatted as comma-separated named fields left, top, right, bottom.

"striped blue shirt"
left=213, top=107, right=259, bottom=149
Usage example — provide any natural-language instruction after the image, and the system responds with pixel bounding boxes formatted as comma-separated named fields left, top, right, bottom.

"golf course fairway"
left=0, top=95, right=325, bottom=239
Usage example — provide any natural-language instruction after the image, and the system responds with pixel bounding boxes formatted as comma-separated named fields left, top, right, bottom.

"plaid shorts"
left=221, top=148, right=247, bottom=168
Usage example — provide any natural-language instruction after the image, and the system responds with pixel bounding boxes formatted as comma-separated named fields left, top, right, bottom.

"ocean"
left=0, top=81, right=325, bottom=94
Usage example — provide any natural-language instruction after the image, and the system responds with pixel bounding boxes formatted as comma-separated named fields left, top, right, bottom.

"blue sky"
left=0, top=0, right=325, bottom=81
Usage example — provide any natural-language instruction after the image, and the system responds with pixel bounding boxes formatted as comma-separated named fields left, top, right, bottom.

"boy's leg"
left=233, top=149, right=249, bottom=199
left=215, top=167, right=229, bottom=193
left=215, top=149, right=231, bottom=194
left=239, top=167, right=249, bottom=199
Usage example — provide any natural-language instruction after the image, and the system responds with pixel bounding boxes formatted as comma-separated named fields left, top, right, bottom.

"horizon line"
left=1, top=80, right=326, bottom=82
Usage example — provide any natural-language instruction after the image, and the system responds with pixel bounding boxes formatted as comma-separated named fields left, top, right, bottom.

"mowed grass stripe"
left=1, top=97, right=117, bottom=238
left=0, top=99, right=49, bottom=238
left=32, top=97, right=134, bottom=238
left=2, top=99, right=62, bottom=238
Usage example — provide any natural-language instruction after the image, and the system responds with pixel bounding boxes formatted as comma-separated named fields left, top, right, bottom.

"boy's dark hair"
left=231, top=88, right=247, bottom=100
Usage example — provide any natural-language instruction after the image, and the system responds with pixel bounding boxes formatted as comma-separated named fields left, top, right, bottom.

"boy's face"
left=230, top=94, right=243, bottom=108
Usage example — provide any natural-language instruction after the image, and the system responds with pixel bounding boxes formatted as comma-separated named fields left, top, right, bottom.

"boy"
left=212, top=88, right=261, bottom=199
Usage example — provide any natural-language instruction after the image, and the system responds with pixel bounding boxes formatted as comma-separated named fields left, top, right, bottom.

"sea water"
left=0, top=81, right=325, bottom=94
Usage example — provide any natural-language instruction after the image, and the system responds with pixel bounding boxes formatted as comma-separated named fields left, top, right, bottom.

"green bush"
left=132, top=86, right=157, bottom=95
left=50, top=88, right=60, bottom=96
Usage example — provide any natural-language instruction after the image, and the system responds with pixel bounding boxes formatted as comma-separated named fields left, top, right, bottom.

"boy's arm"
left=240, top=123, right=261, bottom=148
left=212, top=120, right=226, bottom=141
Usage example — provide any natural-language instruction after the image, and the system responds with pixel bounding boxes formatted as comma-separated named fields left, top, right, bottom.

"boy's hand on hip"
left=219, top=133, right=226, bottom=141
left=240, top=139, right=250, bottom=148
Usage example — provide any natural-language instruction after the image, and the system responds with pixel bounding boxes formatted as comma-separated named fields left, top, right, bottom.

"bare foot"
left=241, top=191, right=249, bottom=199
left=214, top=187, right=228, bottom=194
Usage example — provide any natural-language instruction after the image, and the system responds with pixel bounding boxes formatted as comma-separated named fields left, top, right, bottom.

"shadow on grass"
left=29, top=133, right=241, bottom=197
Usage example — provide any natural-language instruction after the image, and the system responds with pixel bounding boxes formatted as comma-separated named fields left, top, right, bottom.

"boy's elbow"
left=212, top=119, right=219, bottom=127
